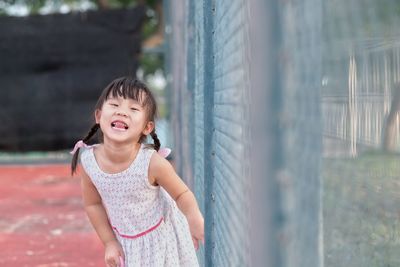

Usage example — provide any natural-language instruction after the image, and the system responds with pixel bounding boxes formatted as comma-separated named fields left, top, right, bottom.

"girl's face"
left=95, top=95, right=154, bottom=145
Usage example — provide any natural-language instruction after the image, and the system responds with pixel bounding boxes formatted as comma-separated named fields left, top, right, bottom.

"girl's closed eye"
left=109, top=103, right=119, bottom=107
left=130, top=107, right=139, bottom=111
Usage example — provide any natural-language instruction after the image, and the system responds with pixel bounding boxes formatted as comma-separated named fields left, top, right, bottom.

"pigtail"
left=71, top=123, right=100, bottom=175
left=150, top=130, right=161, bottom=151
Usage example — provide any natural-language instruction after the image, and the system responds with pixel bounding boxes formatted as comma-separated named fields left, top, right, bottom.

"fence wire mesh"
left=165, top=0, right=400, bottom=266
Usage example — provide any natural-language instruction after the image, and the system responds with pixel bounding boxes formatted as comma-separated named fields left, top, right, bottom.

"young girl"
left=70, top=77, right=203, bottom=267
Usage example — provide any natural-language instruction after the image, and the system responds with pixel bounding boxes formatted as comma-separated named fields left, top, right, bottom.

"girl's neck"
left=101, top=141, right=141, bottom=164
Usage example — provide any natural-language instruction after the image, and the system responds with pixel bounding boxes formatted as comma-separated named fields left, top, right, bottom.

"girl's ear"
left=142, top=121, right=155, bottom=135
left=95, top=109, right=102, bottom=124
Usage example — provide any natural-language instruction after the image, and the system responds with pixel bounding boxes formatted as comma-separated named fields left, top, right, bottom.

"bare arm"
left=174, top=189, right=204, bottom=250
left=149, top=153, right=204, bottom=248
left=81, top=168, right=116, bottom=245
left=80, top=168, right=124, bottom=266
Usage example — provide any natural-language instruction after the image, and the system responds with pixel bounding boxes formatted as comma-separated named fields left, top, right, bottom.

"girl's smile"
left=111, top=120, right=129, bottom=131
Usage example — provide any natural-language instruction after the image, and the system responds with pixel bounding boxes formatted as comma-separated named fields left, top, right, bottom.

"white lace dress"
left=80, top=144, right=199, bottom=267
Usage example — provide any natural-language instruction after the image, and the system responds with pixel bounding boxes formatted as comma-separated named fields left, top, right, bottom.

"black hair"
left=71, top=77, right=161, bottom=175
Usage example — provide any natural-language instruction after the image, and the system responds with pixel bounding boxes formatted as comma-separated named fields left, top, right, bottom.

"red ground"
left=0, top=164, right=104, bottom=267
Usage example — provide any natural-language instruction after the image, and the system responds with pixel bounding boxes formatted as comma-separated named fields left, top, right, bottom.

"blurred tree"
left=0, top=0, right=159, bottom=15
left=383, top=84, right=400, bottom=152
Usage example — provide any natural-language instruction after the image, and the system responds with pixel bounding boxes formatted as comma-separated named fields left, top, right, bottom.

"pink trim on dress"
left=112, top=217, right=164, bottom=239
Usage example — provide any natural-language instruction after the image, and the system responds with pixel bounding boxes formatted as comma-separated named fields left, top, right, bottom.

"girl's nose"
left=116, top=111, right=128, bottom=117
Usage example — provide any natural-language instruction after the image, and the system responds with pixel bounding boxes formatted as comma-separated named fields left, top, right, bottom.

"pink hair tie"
left=70, top=140, right=91, bottom=155
left=158, top=147, right=171, bottom=158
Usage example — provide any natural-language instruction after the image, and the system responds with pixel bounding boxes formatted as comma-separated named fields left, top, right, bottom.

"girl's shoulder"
left=80, top=144, right=99, bottom=162
left=142, top=145, right=171, bottom=158
left=81, top=143, right=99, bottom=153
left=79, top=144, right=99, bottom=175
left=142, top=144, right=157, bottom=165
left=148, top=148, right=173, bottom=174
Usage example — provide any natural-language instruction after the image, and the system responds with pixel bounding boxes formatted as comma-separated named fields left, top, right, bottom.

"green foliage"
left=89, top=0, right=137, bottom=8
left=0, top=0, right=158, bottom=15
left=90, top=0, right=159, bottom=9
left=141, top=16, right=158, bottom=39
left=323, top=151, right=400, bottom=266
left=139, top=53, right=163, bottom=77
left=29, top=0, right=47, bottom=14
left=0, top=0, right=78, bottom=15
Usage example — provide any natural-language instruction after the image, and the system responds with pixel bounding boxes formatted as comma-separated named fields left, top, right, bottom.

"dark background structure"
left=0, top=6, right=146, bottom=151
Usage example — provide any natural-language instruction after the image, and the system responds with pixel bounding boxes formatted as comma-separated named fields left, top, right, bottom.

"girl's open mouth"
left=111, top=120, right=129, bottom=130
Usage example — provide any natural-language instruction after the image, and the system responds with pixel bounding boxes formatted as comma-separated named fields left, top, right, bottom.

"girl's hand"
left=187, top=212, right=204, bottom=250
left=104, top=240, right=125, bottom=267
